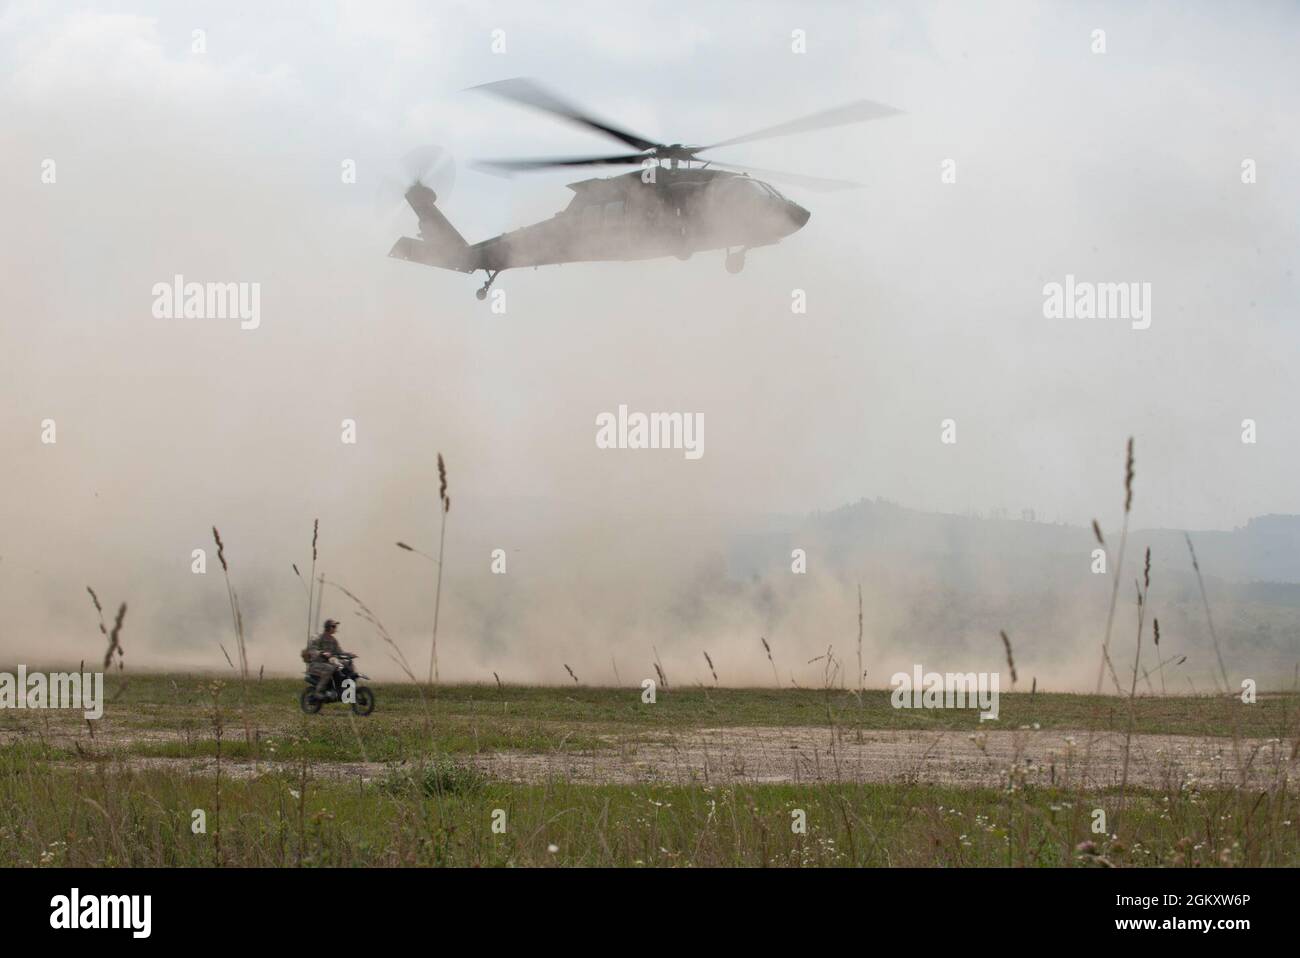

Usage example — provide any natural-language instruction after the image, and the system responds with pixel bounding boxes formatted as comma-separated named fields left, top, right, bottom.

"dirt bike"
left=300, top=653, right=376, bottom=716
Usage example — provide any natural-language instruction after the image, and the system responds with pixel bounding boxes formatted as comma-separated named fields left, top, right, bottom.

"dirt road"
left=469, top=726, right=1292, bottom=790
left=16, top=722, right=1291, bottom=790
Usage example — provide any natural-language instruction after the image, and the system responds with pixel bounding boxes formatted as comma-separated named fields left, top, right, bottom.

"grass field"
left=3, top=673, right=1298, bottom=867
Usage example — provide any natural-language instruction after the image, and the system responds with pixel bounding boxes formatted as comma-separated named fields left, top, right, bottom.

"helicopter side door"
left=575, top=198, right=630, bottom=260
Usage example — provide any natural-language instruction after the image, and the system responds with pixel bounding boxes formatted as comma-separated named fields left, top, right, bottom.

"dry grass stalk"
left=1117, top=549, right=1153, bottom=827
left=807, top=645, right=840, bottom=689
left=86, top=590, right=129, bottom=705
left=428, top=453, right=450, bottom=686
left=211, top=526, right=252, bottom=744
left=564, top=664, right=579, bottom=684
left=292, top=562, right=307, bottom=604
left=1124, top=438, right=1134, bottom=511
left=1153, top=618, right=1166, bottom=696
left=998, top=631, right=1018, bottom=687
left=87, top=587, right=107, bottom=637
left=1140, top=646, right=1185, bottom=695
left=397, top=541, right=440, bottom=564
left=856, top=584, right=864, bottom=697
left=703, top=651, right=718, bottom=685
left=1185, top=533, right=1231, bottom=694
left=306, top=519, right=319, bottom=640
left=88, top=587, right=126, bottom=673
left=1079, top=441, right=1136, bottom=829
left=104, top=603, right=126, bottom=671
left=652, top=645, right=670, bottom=691
left=761, top=636, right=780, bottom=687
left=1094, top=438, right=1135, bottom=697
left=313, top=573, right=325, bottom=634
left=1181, top=536, right=1246, bottom=790
left=327, top=578, right=432, bottom=735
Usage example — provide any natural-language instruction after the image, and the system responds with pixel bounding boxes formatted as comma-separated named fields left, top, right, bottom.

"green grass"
left=4, top=754, right=1295, bottom=867
left=4, top=672, right=1293, bottom=763
left=3, top=675, right=1297, bottom=867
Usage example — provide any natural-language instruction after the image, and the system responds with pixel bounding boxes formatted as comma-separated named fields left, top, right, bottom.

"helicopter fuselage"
left=389, top=167, right=810, bottom=283
left=479, top=167, right=810, bottom=269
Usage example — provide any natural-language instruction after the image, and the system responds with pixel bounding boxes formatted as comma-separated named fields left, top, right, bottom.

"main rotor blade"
left=472, top=152, right=649, bottom=174
left=707, top=161, right=866, bottom=192
left=702, top=99, right=902, bottom=151
left=469, top=77, right=659, bottom=152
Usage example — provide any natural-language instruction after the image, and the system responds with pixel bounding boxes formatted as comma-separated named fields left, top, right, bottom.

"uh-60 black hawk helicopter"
left=388, top=78, right=901, bottom=299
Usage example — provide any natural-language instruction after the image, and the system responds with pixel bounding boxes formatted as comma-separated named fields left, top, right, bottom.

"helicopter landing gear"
left=476, top=270, right=500, bottom=301
left=725, top=248, right=746, bottom=274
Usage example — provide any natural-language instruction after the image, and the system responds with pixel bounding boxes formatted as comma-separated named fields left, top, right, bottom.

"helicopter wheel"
left=476, top=269, right=499, bottom=301
left=725, top=249, right=746, bottom=274
left=475, top=287, right=487, bottom=301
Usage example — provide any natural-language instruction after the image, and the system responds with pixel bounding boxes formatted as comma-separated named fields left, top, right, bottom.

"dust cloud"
left=2, top=3, right=1297, bottom=689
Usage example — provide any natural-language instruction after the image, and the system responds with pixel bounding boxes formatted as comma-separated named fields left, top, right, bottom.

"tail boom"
left=388, top=183, right=481, bottom=273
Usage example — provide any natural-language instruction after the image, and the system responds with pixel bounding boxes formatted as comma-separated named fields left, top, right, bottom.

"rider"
left=306, top=619, right=347, bottom=694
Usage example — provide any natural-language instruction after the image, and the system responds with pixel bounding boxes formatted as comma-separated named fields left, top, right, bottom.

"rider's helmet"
left=323, top=619, right=339, bottom=632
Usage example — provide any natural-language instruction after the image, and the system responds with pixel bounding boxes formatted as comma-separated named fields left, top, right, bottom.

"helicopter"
left=388, top=78, right=901, bottom=299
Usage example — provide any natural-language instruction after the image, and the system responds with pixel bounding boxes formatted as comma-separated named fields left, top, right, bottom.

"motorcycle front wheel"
left=300, top=687, right=323, bottom=714
left=351, top=686, right=375, bottom=716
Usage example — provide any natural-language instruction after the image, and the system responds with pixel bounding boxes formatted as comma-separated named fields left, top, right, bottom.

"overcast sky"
left=2, top=1, right=1297, bottom=676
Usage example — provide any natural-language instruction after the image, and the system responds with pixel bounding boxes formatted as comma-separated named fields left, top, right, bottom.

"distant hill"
left=730, top=500, right=1300, bottom=587
left=724, top=500, right=1300, bottom=688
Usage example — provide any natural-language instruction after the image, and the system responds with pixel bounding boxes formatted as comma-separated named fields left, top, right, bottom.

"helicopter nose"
left=786, top=201, right=811, bottom=230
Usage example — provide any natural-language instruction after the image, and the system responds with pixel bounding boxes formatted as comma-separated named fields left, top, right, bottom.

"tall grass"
left=1185, top=533, right=1231, bottom=695
left=327, top=578, right=432, bottom=735
left=1117, top=549, right=1152, bottom=827
left=760, top=636, right=780, bottom=687
left=5, top=752, right=1297, bottom=868
left=211, top=526, right=252, bottom=744
left=856, top=584, right=864, bottom=697
left=307, top=519, right=319, bottom=643
left=429, top=453, right=450, bottom=685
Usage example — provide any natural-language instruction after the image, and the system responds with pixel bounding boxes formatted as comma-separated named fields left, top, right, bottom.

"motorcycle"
left=300, top=653, right=376, bottom=716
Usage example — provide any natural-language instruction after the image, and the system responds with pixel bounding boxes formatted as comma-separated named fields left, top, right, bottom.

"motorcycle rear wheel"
left=300, top=687, right=323, bottom=714
left=351, top=686, right=375, bottom=716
